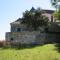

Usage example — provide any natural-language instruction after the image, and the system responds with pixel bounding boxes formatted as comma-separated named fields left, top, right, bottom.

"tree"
left=51, top=0, right=60, bottom=10
left=51, top=0, right=60, bottom=21
left=21, top=7, right=49, bottom=30
left=51, top=0, right=57, bottom=7
left=53, top=9, right=60, bottom=21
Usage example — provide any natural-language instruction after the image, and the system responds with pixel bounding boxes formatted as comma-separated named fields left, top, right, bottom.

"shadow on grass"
left=16, top=44, right=43, bottom=50
left=54, top=43, right=60, bottom=53
left=0, top=44, right=44, bottom=50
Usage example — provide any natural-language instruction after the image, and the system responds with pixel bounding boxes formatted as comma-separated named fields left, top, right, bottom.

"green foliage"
left=51, top=0, right=60, bottom=9
left=51, top=0, right=57, bottom=7
left=0, top=44, right=60, bottom=60
left=22, top=7, right=49, bottom=30
left=53, top=9, right=60, bottom=21
left=57, top=0, right=60, bottom=2
left=51, top=0, right=60, bottom=22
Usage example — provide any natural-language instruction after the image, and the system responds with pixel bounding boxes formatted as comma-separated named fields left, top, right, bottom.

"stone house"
left=6, top=9, right=54, bottom=44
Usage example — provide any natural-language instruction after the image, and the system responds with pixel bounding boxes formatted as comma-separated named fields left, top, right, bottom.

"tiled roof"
left=15, top=18, right=22, bottom=22
left=10, top=18, right=23, bottom=24
left=43, top=10, right=54, bottom=14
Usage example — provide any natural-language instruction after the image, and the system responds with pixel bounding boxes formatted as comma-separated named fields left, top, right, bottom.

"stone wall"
left=6, top=31, right=45, bottom=44
left=45, top=33, right=60, bottom=43
left=6, top=31, right=60, bottom=45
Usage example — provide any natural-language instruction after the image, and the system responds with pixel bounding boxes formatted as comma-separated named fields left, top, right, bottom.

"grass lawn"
left=0, top=44, right=60, bottom=60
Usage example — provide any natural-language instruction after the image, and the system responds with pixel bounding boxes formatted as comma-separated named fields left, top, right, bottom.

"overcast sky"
left=0, top=0, right=55, bottom=40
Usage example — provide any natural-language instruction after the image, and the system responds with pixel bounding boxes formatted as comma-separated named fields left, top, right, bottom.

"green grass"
left=0, top=44, right=60, bottom=60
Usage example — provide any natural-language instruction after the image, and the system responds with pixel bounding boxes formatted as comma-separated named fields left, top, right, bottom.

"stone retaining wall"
left=6, top=31, right=60, bottom=45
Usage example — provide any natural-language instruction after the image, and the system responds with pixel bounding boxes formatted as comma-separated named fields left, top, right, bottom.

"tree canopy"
left=53, top=9, right=60, bottom=21
left=51, top=0, right=60, bottom=21
left=51, top=0, right=60, bottom=9
left=21, top=7, right=49, bottom=30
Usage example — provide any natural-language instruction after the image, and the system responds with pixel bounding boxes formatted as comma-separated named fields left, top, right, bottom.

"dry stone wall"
left=6, top=31, right=60, bottom=45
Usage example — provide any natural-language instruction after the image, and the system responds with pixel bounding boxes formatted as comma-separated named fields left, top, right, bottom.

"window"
left=10, top=38, right=14, bottom=41
left=17, top=28, right=21, bottom=32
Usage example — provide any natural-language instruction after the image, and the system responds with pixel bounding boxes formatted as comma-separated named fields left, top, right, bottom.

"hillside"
left=0, top=44, right=60, bottom=60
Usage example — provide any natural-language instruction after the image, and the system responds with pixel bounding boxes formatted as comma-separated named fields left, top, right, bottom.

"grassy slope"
left=0, top=44, right=60, bottom=60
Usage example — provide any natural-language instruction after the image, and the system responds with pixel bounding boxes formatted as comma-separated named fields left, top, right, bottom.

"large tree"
left=51, top=0, right=60, bottom=21
left=53, top=8, right=60, bottom=21
left=21, top=7, right=49, bottom=30
left=51, top=0, right=60, bottom=10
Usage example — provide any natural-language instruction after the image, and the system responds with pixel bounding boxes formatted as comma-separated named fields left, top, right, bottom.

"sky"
left=0, top=0, right=55, bottom=40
